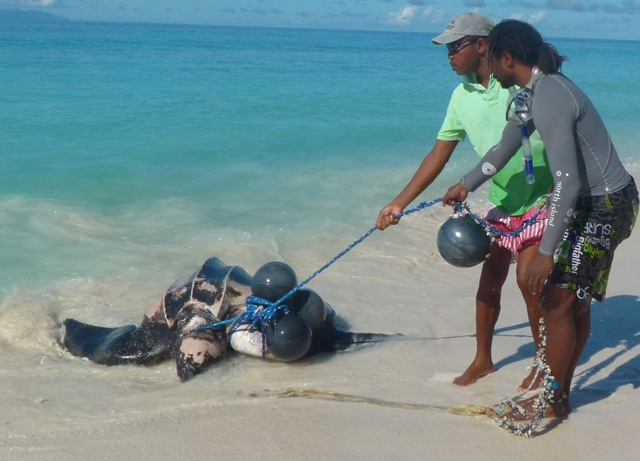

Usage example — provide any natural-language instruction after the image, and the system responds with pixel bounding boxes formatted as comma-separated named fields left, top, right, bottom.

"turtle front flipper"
left=62, top=317, right=173, bottom=365
left=173, top=304, right=227, bottom=382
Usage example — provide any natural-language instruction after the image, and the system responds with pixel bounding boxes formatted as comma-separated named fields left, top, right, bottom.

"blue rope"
left=228, top=295, right=294, bottom=356
left=454, top=198, right=548, bottom=239
left=187, top=198, right=443, bottom=338
left=186, top=196, right=546, bottom=341
left=271, top=197, right=445, bottom=307
left=235, top=296, right=292, bottom=330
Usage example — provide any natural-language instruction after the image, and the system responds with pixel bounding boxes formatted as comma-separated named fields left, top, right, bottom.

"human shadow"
left=492, top=295, right=640, bottom=411
left=570, top=294, right=640, bottom=410
left=492, top=322, right=539, bottom=372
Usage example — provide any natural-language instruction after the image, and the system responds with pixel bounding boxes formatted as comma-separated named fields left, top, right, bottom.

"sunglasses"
left=446, top=38, right=478, bottom=55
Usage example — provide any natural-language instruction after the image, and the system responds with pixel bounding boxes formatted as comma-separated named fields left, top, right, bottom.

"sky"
left=3, top=0, right=640, bottom=40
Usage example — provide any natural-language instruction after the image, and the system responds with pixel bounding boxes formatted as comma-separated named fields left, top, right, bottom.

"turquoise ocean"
left=2, top=20, right=640, bottom=310
left=4, top=21, right=639, bottom=300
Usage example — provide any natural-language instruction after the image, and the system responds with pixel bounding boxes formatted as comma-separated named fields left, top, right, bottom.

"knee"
left=478, top=254, right=510, bottom=295
left=539, top=285, right=578, bottom=315
left=515, top=272, right=529, bottom=294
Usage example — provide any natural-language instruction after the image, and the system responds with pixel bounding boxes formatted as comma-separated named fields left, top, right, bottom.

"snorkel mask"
left=506, top=67, right=542, bottom=185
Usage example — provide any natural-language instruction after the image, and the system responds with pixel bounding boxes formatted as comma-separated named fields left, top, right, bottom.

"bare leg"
left=454, top=244, right=511, bottom=386
left=559, top=298, right=591, bottom=413
left=497, top=286, right=585, bottom=422
left=538, top=284, right=587, bottom=418
left=515, top=245, right=545, bottom=392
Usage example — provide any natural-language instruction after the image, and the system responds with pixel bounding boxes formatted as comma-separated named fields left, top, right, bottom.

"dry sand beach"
left=1, top=202, right=639, bottom=460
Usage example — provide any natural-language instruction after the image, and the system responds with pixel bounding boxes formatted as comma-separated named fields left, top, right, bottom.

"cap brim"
left=431, top=31, right=465, bottom=45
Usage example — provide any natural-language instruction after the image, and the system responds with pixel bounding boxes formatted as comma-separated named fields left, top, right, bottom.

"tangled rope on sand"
left=492, top=318, right=556, bottom=437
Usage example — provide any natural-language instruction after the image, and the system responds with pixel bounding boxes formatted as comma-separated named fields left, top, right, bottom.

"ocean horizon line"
left=3, top=7, right=639, bottom=43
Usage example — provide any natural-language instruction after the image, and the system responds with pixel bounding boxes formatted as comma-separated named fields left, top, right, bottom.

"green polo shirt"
left=437, top=73, right=552, bottom=216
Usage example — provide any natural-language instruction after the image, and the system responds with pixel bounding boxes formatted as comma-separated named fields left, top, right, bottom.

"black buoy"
left=292, top=289, right=327, bottom=330
left=266, top=314, right=312, bottom=362
left=251, top=261, right=298, bottom=303
left=437, top=214, right=492, bottom=268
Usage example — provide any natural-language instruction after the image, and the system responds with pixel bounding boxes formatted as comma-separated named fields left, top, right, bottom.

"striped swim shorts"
left=483, top=202, right=549, bottom=256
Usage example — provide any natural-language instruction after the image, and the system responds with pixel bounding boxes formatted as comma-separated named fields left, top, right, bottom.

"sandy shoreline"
left=2, top=206, right=640, bottom=460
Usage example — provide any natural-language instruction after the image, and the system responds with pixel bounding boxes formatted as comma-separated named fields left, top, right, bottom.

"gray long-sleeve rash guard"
left=461, top=73, right=630, bottom=256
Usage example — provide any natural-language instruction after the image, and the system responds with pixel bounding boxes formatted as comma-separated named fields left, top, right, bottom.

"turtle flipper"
left=63, top=318, right=173, bottom=365
left=308, top=326, right=403, bottom=355
left=173, top=305, right=228, bottom=382
left=174, top=328, right=227, bottom=382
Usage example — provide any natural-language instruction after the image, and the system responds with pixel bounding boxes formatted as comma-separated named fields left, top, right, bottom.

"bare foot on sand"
left=518, top=368, right=542, bottom=393
left=453, top=360, right=494, bottom=386
left=546, top=395, right=570, bottom=419
left=500, top=393, right=570, bottom=422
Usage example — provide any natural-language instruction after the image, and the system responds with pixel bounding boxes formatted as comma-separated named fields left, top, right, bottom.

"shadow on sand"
left=493, top=295, right=640, bottom=412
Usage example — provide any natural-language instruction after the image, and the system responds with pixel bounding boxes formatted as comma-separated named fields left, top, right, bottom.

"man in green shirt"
left=376, top=12, right=553, bottom=389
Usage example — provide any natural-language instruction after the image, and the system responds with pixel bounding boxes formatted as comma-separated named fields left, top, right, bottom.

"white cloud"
left=387, top=4, right=446, bottom=26
left=388, top=6, right=419, bottom=25
left=0, top=0, right=60, bottom=6
left=422, top=5, right=446, bottom=23
left=511, top=9, right=551, bottom=23
left=528, top=10, right=551, bottom=23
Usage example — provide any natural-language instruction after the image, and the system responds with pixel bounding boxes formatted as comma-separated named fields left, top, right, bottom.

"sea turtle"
left=62, top=257, right=397, bottom=381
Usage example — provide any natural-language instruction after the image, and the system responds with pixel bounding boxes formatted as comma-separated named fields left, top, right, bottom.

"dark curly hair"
left=487, top=19, right=568, bottom=74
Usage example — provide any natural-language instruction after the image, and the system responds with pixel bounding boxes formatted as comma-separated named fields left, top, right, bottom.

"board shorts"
left=483, top=202, right=549, bottom=257
left=549, top=177, right=639, bottom=303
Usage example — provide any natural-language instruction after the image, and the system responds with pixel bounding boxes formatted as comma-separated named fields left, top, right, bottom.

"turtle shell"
left=162, top=257, right=253, bottom=328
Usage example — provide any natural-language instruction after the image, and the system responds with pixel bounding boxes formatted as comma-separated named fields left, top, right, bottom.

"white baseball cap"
left=432, top=12, right=494, bottom=45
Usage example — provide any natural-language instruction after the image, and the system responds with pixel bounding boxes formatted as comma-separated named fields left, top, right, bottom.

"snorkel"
left=507, top=66, right=542, bottom=185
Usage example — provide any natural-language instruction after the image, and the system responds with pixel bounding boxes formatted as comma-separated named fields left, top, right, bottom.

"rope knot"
left=237, top=296, right=291, bottom=331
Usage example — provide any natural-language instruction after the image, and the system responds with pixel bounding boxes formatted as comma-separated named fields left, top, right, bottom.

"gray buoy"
left=437, top=215, right=492, bottom=268
left=251, top=261, right=298, bottom=303
left=266, top=315, right=312, bottom=362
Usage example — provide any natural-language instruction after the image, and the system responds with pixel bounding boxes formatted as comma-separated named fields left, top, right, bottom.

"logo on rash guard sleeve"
left=482, top=162, right=497, bottom=176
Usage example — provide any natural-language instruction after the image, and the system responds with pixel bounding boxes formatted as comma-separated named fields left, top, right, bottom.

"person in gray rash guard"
left=442, top=19, right=638, bottom=420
